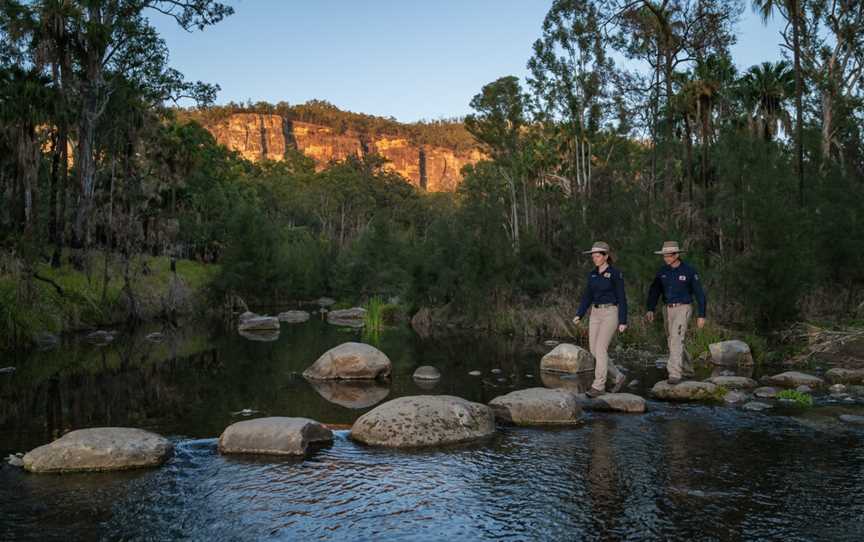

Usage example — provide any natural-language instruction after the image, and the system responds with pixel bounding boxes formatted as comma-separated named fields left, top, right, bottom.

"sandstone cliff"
left=204, top=113, right=483, bottom=191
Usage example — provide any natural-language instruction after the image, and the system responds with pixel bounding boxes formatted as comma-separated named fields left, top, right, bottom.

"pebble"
left=830, top=384, right=847, bottom=394
left=543, top=340, right=559, bottom=347
left=468, top=370, right=482, bottom=377
left=628, top=379, right=640, bottom=388
left=524, top=374, right=534, bottom=378
left=754, top=387, right=779, bottom=399
left=490, top=369, right=502, bottom=375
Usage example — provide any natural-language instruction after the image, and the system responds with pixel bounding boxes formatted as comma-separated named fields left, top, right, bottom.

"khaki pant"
left=588, top=306, right=623, bottom=391
left=664, top=304, right=692, bottom=380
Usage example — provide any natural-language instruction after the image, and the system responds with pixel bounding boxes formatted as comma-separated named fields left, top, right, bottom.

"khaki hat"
left=654, top=241, right=685, bottom=255
left=582, top=241, right=611, bottom=254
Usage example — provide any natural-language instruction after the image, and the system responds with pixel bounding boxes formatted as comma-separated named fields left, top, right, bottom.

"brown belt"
left=593, top=303, right=617, bottom=309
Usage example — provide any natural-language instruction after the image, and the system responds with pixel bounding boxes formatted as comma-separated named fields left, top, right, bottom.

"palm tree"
left=752, top=0, right=804, bottom=204
left=738, top=61, right=795, bottom=142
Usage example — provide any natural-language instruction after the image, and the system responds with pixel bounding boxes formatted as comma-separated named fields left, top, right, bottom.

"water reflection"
left=306, top=380, right=390, bottom=409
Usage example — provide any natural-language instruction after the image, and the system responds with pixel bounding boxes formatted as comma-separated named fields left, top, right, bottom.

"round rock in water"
left=489, top=388, right=582, bottom=425
left=350, top=395, right=495, bottom=448
left=238, top=315, right=280, bottom=332
left=754, top=386, right=779, bottom=399
left=218, top=417, right=333, bottom=456
left=708, top=340, right=753, bottom=366
left=303, top=342, right=391, bottom=380
left=762, top=371, right=824, bottom=389
left=724, top=390, right=749, bottom=404
left=651, top=380, right=720, bottom=401
left=578, top=392, right=647, bottom=413
left=23, top=427, right=173, bottom=473
left=413, top=366, right=442, bottom=381
left=540, top=343, right=595, bottom=374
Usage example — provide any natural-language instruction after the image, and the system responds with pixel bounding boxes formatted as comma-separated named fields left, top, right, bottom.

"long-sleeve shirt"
left=576, top=265, right=628, bottom=324
left=646, top=261, right=707, bottom=317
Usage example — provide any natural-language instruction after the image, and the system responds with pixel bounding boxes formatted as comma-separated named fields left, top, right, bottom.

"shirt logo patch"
left=679, top=275, right=687, bottom=281
left=603, top=272, right=611, bottom=278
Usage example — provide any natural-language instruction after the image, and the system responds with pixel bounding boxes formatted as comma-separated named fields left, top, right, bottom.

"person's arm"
left=691, top=268, right=707, bottom=318
left=646, top=273, right=662, bottom=313
left=615, top=270, right=628, bottom=325
left=575, top=273, right=592, bottom=320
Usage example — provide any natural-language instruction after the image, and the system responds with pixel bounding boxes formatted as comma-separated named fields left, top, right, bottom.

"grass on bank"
left=0, top=251, right=218, bottom=350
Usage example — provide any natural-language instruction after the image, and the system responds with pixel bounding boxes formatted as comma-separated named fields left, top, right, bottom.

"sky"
left=152, top=0, right=787, bottom=123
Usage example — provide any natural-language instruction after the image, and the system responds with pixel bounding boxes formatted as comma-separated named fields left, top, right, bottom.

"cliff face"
left=204, top=113, right=483, bottom=191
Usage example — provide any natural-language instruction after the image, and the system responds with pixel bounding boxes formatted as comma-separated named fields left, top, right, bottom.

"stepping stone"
left=351, top=396, right=495, bottom=448
left=540, top=344, right=594, bottom=374
left=489, top=388, right=582, bottom=426
left=825, top=368, right=864, bottom=385
left=219, top=417, right=332, bottom=456
left=762, top=371, right=824, bottom=389
left=577, top=393, right=646, bottom=413
left=23, top=428, right=173, bottom=473
left=413, top=366, right=441, bottom=380
left=303, top=342, right=391, bottom=380
left=651, top=380, right=720, bottom=401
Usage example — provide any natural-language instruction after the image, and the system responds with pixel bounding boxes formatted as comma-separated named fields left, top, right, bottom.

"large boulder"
left=488, top=388, right=582, bottom=425
left=307, top=380, right=390, bottom=409
left=762, top=371, right=825, bottom=389
left=577, top=393, right=647, bottom=413
left=238, top=315, right=280, bottom=332
left=708, top=340, right=754, bottom=366
left=218, top=417, right=332, bottom=456
left=23, top=427, right=173, bottom=473
left=651, top=380, right=721, bottom=401
left=825, top=368, right=864, bottom=385
left=540, top=343, right=595, bottom=374
left=350, top=395, right=495, bottom=448
left=278, top=310, right=310, bottom=323
left=705, top=376, right=758, bottom=390
left=327, top=307, right=366, bottom=328
left=303, top=342, right=391, bottom=380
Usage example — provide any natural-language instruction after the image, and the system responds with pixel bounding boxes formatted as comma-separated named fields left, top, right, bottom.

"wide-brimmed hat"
left=654, top=241, right=685, bottom=255
left=582, top=241, right=611, bottom=254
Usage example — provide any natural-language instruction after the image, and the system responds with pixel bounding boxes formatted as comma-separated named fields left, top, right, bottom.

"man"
left=645, top=241, right=706, bottom=385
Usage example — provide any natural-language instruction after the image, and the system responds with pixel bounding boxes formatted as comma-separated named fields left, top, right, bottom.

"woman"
left=572, top=241, right=628, bottom=397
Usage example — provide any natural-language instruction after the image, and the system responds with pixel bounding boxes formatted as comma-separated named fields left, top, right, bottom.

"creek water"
left=1, top=316, right=863, bottom=541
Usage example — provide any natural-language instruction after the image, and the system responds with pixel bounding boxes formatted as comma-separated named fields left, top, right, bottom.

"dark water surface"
left=2, top=317, right=863, bottom=541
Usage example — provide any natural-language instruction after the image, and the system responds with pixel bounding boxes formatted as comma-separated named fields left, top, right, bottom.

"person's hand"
left=618, top=324, right=627, bottom=333
left=645, top=311, right=654, bottom=323
left=572, top=316, right=581, bottom=325
left=697, top=317, right=706, bottom=329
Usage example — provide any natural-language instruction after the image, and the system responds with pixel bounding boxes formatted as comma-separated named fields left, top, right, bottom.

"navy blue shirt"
left=576, top=265, right=628, bottom=324
left=646, top=261, right=707, bottom=317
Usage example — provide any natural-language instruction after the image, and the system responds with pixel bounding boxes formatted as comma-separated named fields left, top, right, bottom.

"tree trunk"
left=791, top=0, right=804, bottom=205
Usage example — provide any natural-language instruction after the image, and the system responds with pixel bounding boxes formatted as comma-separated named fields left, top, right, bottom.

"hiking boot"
left=667, top=377, right=682, bottom=385
left=610, top=373, right=626, bottom=393
left=586, top=387, right=606, bottom=398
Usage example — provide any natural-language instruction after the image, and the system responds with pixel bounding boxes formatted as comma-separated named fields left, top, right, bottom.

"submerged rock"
left=762, top=371, right=825, bottom=389
left=838, top=414, right=864, bottom=426
left=577, top=392, right=647, bottom=413
left=350, top=395, right=495, bottom=448
left=488, top=388, right=582, bottom=425
left=0, top=367, right=15, bottom=375
left=651, top=380, right=721, bottom=401
left=35, top=332, right=60, bottom=350
left=145, top=332, right=164, bottom=342
left=825, top=368, right=864, bottom=385
left=315, top=297, right=336, bottom=307
left=742, top=401, right=773, bottom=412
left=754, top=386, right=780, bottom=399
left=218, top=417, right=333, bottom=456
left=706, top=376, right=758, bottom=390
left=23, top=428, right=173, bottom=473
left=239, top=330, right=280, bottom=342
left=708, top=340, right=754, bottom=366
left=278, top=310, right=311, bottom=323
left=85, top=330, right=115, bottom=344
left=303, top=342, right=391, bottom=380
left=540, top=343, right=594, bottom=374
left=413, top=366, right=442, bottom=381
left=724, top=391, right=749, bottom=404
left=308, top=380, right=390, bottom=409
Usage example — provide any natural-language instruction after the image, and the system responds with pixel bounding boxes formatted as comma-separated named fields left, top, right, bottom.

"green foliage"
left=776, top=389, right=814, bottom=407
